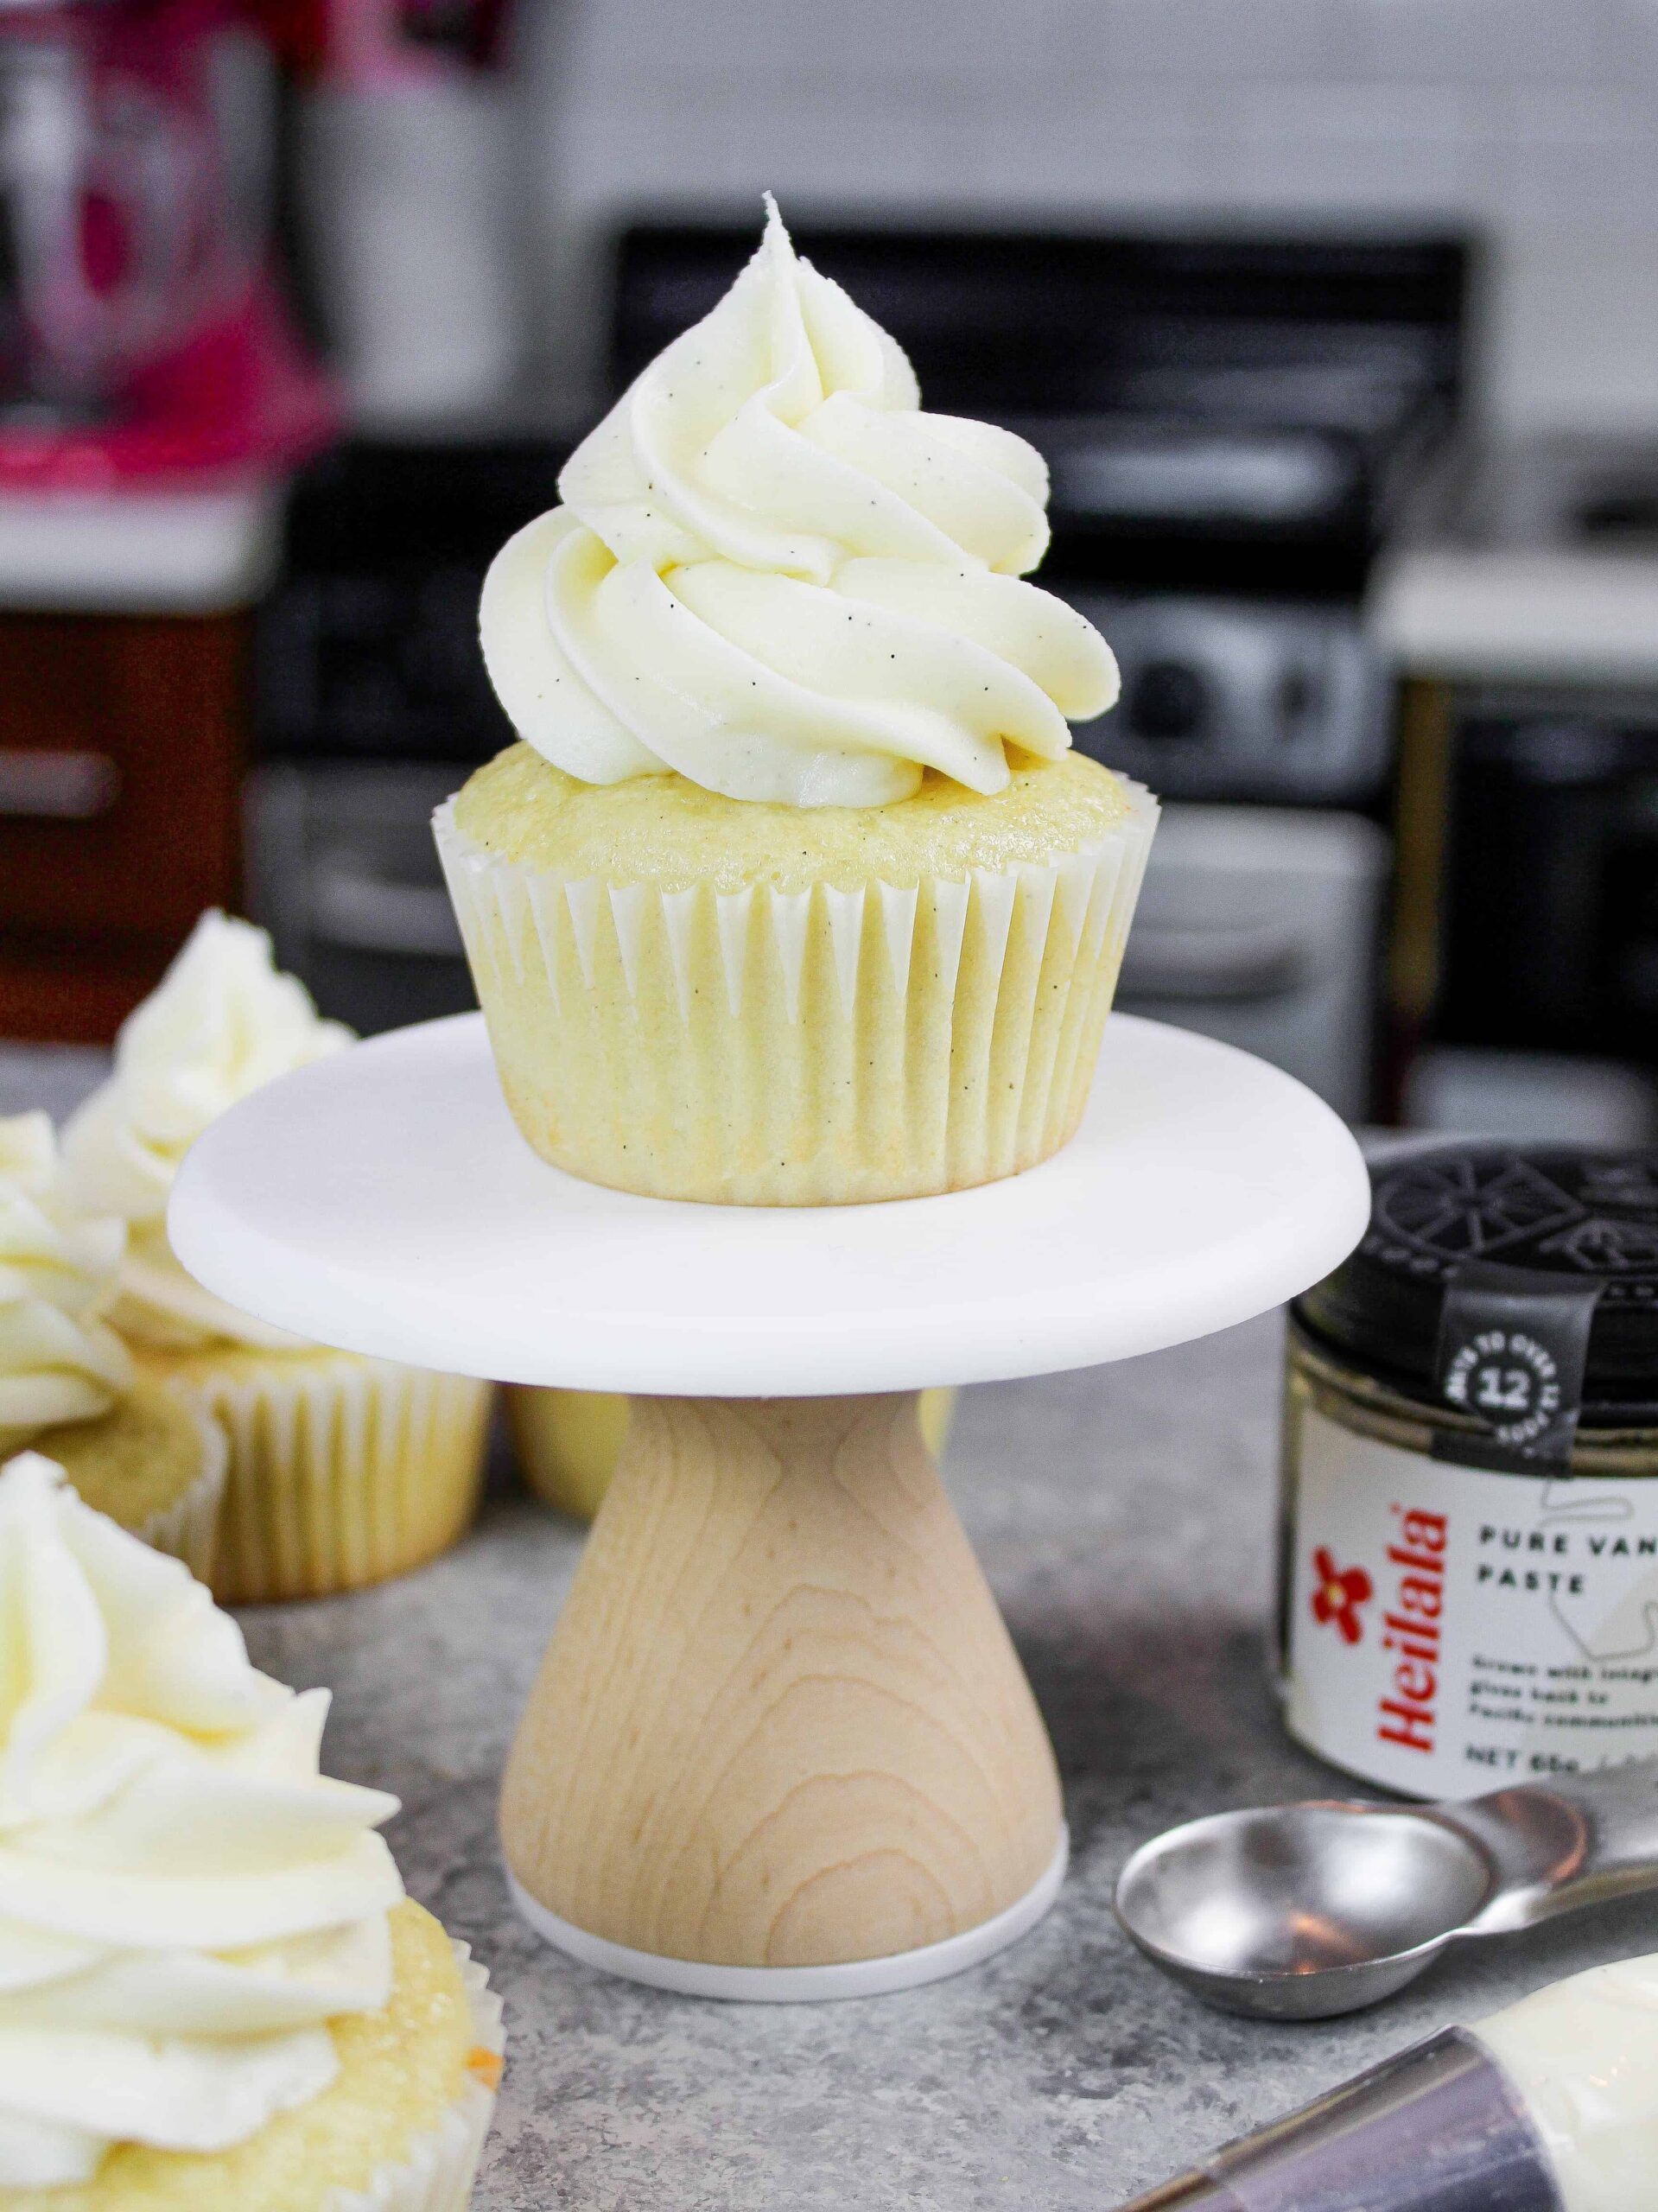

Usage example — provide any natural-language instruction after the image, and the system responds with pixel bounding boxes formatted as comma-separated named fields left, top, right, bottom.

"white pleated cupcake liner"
left=435, top=776, right=1158, bottom=1204
left=326, top=1943, right=504, bottom=2212
left=436, top=782, right=1156, bottom=1027
left=136, top=1397, right=230, bottom=1582
left=142, top=1350, right=492, bottom=1605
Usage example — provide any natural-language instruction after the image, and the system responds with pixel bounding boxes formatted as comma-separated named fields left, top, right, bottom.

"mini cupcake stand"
left=170, top=1009, right=1368, bottom=2002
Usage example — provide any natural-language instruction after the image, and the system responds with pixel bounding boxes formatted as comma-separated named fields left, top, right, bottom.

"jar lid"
left=1294, top=1142, right=1658, bottom=1416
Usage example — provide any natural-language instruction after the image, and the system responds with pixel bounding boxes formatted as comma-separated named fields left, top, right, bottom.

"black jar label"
left=1435, top=1261, right=1605, bottom=1472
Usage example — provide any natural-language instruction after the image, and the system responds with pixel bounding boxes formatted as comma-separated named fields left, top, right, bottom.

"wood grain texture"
left=502, top=1391, right=1063, bottom=1969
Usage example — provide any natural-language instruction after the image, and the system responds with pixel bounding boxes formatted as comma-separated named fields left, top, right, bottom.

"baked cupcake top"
left=0, top=1114, right=131, bottom=1456
left=480, top=198, right=1118, bottom=808
left=61, top=913, right=352, bottom=1352
left=0, top=1451, right=404, bottom=2188
left=455, top=739, right=1134, bottom=896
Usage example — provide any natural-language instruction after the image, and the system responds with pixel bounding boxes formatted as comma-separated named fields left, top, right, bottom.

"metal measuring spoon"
left=1114, top=1759, right=1658, bottom=2020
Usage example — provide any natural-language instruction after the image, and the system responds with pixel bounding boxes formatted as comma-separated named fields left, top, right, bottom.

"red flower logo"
left=1311, top=1547, right=1373, bottom=1644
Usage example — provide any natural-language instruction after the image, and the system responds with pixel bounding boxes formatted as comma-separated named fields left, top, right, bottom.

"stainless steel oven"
left=1436, top=691, right=1658, bottom=1071
left=249, top=226, right=1468, bottom=1109
left=246, top=436, right=566, bottom=1031
left=600, top=219, right=1469, bottom=1114
left=246, top=760, right=472, bottom=1035
left=1386, top=435, right=1658, bottom=1136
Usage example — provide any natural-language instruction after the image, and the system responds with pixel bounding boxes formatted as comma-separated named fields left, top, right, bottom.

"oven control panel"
left=1059, top=590, right=1393, bottom=805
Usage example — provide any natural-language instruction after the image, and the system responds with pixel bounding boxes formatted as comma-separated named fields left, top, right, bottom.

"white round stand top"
left=169, top=1012, right=1369, bottom=1396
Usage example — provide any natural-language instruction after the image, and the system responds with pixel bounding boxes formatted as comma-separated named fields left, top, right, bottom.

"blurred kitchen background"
left=3, top=0, right=1657, bottom=1139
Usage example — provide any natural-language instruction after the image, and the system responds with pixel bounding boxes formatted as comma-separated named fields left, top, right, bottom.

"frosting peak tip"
left=0, top=1446, right=64, bottom=1501
left=480, top=200, right=1118, bottom=807
left=58, top=910, right=352, bottom=1351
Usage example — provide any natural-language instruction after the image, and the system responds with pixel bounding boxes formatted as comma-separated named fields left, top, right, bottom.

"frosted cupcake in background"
left=0, top=1449, right=503, bottom=2209
left=0, top=1111, right=225, bottom=1575
left=61, top=912, right=492, bottom=1603
left=439, top=196, right=1155, bottom=1207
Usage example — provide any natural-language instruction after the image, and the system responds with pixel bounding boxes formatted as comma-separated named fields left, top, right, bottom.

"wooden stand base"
left=501, top=1391, right=1064, bottom=1976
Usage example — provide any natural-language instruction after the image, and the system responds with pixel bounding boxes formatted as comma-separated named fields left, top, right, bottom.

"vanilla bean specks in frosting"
left=0, top=1115, right=131, bottom=1457
left=0, top=1452, right=404, bottom=2186
left=61, top=912, right=353, bottom=1351
left=482, top=197, right=1119, bottom=808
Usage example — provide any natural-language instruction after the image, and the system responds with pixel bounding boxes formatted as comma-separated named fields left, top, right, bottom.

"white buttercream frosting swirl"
left=481, top=198, right=1118, bottom=807
left=61, top=912, right=353, bottom=1351
left=0, top=1115, right=131, bottom=1456
left=0, top=1450, right=403, bottom=2186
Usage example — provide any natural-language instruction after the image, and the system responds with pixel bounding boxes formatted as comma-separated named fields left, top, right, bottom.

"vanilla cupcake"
left=61, top=913, right=492, bottom=1603
left=0, top=1112, right=225, bottom=1576
left=439, top=199, right=1154, bottom=1205
left=508, top=1380, right=957, bottom=1520
left=0, top=1450, right=503, bottom=2210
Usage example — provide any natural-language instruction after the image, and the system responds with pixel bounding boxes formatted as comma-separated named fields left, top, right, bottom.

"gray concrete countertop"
left=250, top=1328, right=1654, bottom=2212
left=4, top=1045, right=1648, bottom=2209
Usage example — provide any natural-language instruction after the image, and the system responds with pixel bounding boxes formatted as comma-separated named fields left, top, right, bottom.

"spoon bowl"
left=1115, top=1760, right=1658, bottom=2019
left=1115, top=1801, right=1496, bottom=2019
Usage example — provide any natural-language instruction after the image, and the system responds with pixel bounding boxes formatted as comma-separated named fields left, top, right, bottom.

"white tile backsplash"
left=524, top=0, right=1658, bottom=432
left=1492, top=129, right=1658, bottom=229
left=976, top=88, right=1241, bottom=209
left=1074, top=0, right=1372, bottom=82
left=569, top=0, right=1076, bottom=88
left=1350, top=0, right=1627, bottom=83
left=1489, top=223, right=1658, bottom=432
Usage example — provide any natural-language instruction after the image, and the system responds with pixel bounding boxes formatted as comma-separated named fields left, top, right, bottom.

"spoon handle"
left=1446, top=1758, right=1658, bottom=1933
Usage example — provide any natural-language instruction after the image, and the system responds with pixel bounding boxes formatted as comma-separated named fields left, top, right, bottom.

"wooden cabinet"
left=0, top=611, right=247, bottom=1041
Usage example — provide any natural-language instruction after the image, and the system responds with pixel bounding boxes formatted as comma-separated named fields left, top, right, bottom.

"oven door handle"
left=1120, top=920, right=1307, bottom=1001
left=0, top=749, right=121, bottom=819
left=311, top=861, right=464, bottom=957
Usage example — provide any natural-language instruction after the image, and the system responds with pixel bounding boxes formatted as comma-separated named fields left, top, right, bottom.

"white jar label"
left=1284, top=1402, right=1658, bottom=1798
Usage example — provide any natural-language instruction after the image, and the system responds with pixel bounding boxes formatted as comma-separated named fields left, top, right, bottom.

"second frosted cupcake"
left=442, top=201, right=1154, bottom=1206
left=0, top=1109, right=225, bottom=1576
left=61, top=912, right=492, bottom=1601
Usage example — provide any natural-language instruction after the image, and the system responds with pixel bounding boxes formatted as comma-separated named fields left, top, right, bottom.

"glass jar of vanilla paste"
left=1277, top=1142, right=1658, bottom=1799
